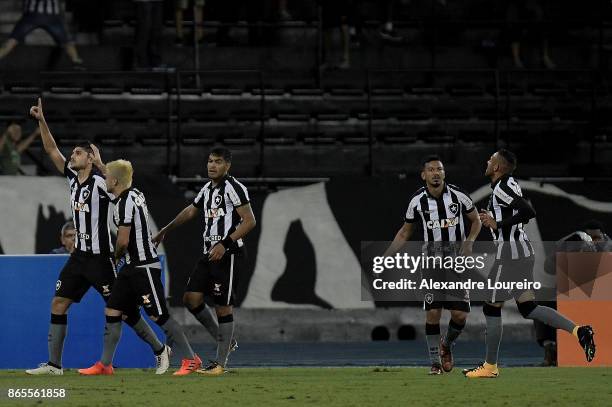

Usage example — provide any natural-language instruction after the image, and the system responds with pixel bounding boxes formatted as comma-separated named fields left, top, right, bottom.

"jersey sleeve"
left=494, top=182, right=518, bottom=206
left=192, top=187, right=205, bottom=210
left=227, top=180, right=250, bottom=207
left=64, top=160, right=77, bottom=181
left=496, top=179, right=536, bottom=227
left=404, top=198, right=419, bottom=223
left=94, top=176, right=115, bottom=200
left=117, top=196, right=135, bottom=226
left=457, top=191, right=475, bottom=213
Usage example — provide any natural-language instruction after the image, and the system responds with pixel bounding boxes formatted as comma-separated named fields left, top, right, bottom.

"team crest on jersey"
left=56, top=280, right=61, bottom=291
left=214, top=195, right=222, bottom=205
left=425, top=293, right=434, bottom=304
left=214, top=283, right=222, bottom=293
left=448, top=203, right=459, bottom=215
left=102, top=285, right=111, bottom=296
left=82, top=186, right=90, bottom=200
left=142, top=294, right=151, bottom=305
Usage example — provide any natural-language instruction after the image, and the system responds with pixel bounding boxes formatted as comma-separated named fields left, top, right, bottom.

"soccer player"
left=25, top=99, right=165, bottom=375
left=385, top=156, right=482, bottom=375
left=153, top=147, right=256, bottom=376
left=464, top=149, right=596, bottom=378
left=78, top=159, right=201, bottom=376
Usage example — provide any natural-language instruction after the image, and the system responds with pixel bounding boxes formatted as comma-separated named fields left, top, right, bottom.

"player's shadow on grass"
left=271, top=220, right=333, bottom=309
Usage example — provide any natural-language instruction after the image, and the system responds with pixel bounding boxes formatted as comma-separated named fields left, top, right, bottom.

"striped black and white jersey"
left=113, top=187, right=158, bottom=266
left=405, top=183, right=475, bottom=242
left=192, top=175, right=250, bottom=254
left=64, top=161, right=114, bottom=255
left=487, top=175, right=535, bottom=260
left=24, top=0, right=61, bottom=15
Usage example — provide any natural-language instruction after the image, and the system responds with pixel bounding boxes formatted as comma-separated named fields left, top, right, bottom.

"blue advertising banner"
left=0, top=255, right=166, bottom=369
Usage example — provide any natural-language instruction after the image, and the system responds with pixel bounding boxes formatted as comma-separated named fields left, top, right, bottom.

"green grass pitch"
left=1, top=367, right=611, bottom=406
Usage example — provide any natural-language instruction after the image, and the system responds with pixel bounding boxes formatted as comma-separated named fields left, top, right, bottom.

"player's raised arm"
left=29, top=98, right=65, bottom=173
left=152, top=204, right=199, bottom=246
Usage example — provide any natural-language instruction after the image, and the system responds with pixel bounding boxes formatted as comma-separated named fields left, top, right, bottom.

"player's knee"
left=51, top=297, right=72, bottom=314
left=516, top=300, right=537, bottom=318
left=182, top=293, right=199, bottom=309
left=215, top=305, right=232, bottom=318
left=187, top=302, right=206, bottom=316
left=483, top=302, right=502, bottom=317
left=105, top=307, right=122, bottom=318
left=184, top=295, right=205, bottom=311
left=425, top=309, right=442, bottom=324
left=451, top=311, right=467, bottom=324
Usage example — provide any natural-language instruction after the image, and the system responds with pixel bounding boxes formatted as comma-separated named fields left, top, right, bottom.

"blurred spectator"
left=175, top=0, right=205, bottom=46
left=506, top=0, right=555, bottom=69
left=0, top=0, right=84, bottom=68
left=320, top=0, right=350, bottom=70
left=50, top=221, right=76, bottom=254
left=133, top=0, right=163, bottom=70
left=0, top=122, right=40, bottom=175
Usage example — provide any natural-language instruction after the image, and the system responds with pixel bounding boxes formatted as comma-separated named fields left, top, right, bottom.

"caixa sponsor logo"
left=78, top=232, right=90, bottom=240
left=204, top=235, right=222, bottom=242
left=204, top=208, right=226, bottom=218
left=71, top=200, right=90, bottom=212
left=426, top=217, right=459, bottom=229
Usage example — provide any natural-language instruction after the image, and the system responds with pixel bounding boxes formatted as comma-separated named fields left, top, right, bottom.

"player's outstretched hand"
left=208, top=243, right=225, bottom=262
left=29, top=98, right=44, bottom=121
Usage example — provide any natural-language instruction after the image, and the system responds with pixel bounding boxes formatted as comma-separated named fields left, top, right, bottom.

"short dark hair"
left=422, top=154, right=442, bottom=169
left=209, top=147, right=232, bottom=162
left=581, top=219, right=604, bottom=232
left=497, top=149, right=517, bottom=173
left=75, top=141, right=94, bottom=154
